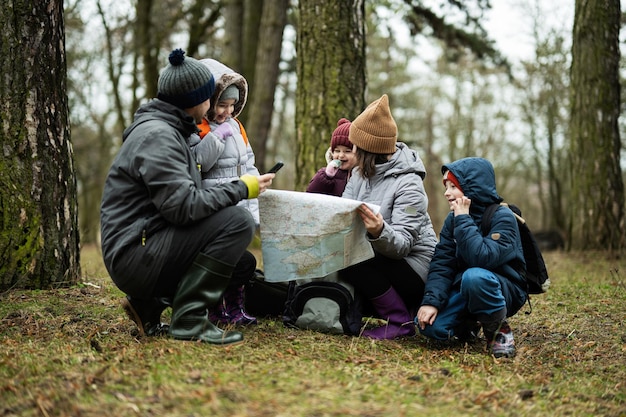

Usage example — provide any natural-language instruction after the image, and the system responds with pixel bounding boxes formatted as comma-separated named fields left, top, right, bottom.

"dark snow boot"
left=220, top=285, right=258, bottom=325
left=168, top=253, right=243, bottom=345
left=207, top=298, right=228, bottom=324
left=121, top=296, right=170, bottom=337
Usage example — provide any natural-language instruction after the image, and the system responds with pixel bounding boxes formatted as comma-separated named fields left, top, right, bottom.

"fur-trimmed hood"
left=199, top=58, right=248, bottom=120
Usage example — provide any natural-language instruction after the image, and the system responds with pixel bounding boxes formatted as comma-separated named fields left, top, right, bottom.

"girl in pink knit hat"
left=306, top=118, right=356, bottom=196
left=340, top=94, right=438, bottom=340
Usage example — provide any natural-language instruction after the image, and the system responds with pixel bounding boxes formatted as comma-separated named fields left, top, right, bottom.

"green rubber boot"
left=169, top=253, right=243, bottom=345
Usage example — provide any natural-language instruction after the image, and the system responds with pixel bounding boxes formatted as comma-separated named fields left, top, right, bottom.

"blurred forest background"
left=1, top=0, right=624, bottom=289
left=64, top=0, right=624, bottom=247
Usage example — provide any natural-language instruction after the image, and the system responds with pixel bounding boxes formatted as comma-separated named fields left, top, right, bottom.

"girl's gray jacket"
left=100, top=99, right=249, bottom=295
left=342, top=142, right=438, bottom=281
left=189, top=59, right=261, bottom=225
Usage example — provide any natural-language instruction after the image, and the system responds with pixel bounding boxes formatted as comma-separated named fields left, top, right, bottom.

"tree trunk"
left=296, top=0, right=366, bottom=190
left=242, top=0, right=264, bottom=85
left=243, top=0, right=288, bottom=173
left=0, top=0, right=80, bottom=290
left=136, top=0, right=159, bottom=100
left=569, top=0, right=624, bottom=251
left=221, top=0, right=245, bottom=68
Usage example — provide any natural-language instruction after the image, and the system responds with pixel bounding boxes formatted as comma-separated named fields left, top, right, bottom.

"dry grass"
left=1, top=246, right=625, bottom=417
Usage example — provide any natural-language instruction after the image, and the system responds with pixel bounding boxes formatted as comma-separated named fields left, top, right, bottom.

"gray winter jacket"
left=189, top=59, right=261, bottom=225
left=100, top=99, right=249, bottom=295
left=342, top=142, right=437, bottom=281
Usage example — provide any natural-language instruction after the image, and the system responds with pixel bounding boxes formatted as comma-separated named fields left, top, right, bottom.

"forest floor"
left=0, top=246, right=625, bottom=417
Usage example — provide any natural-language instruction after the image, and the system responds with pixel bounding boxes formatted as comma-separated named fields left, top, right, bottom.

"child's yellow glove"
left=239, top=174, right=259, bottom=199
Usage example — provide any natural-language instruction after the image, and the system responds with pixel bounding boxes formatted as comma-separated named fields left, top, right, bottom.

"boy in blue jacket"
left=416, top=157, right=527, bottom=357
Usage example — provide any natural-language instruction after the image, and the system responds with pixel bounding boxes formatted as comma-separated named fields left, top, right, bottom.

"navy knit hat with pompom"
left=157, top=49, right=215, bottom=109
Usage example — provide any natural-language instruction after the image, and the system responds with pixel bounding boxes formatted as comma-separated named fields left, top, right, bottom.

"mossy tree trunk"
left=0, top=0, right=80, bottom=290
left=569, top=0, right=624, bottom=251
left=221, top=0, right=246, bottom=69
left=295, top=0, right=366, bottom=190
left=136, top=0, right=159, bottom=102
left=244, top=0, right=289, bottom=173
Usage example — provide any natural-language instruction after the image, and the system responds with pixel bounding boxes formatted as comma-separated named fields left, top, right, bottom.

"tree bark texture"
left=244, top=0, right=288, bottom=173
left=242, top=0, right=264, bottom=86
left=295, top=0, right=366, bottom=190
left=0, top=0, right=80, bottom=290
left=569, top=0, right=624, bottom=251
left=221, top=0, right=245, bottom=69
left=136, top=0, right=163, bottom=100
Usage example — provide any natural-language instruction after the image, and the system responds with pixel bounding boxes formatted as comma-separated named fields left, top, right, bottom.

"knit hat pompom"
left=168, top=49, right=186, bottom=66
left=443, top=170, right=462, bottom=191
left=349, top=94, right=397, bottom=154
left=157, top=49, right=215, bottom=109
left=330, top=118, right=352, bottom=151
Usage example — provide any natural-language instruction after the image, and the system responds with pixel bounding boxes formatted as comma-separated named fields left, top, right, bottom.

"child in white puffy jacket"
left=189, top=58, right=260, bottom=326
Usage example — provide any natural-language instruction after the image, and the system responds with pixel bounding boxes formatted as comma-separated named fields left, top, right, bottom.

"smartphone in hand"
left=267, top=162, right=284, bottom=174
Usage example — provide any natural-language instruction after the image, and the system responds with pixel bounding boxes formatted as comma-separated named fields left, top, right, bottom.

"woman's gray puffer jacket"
left=342, top=142, right=438, bottom=281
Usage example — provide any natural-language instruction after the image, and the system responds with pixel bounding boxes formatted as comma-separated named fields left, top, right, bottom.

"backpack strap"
left=481, top=202, right=526, bottom=236
left=234, top=118, right=249, bottom=145
left=481, top=201, right=528, bottom=287
left=197, top=118, right=211, bottom=139
left=480, top=203, right=501, bottom=236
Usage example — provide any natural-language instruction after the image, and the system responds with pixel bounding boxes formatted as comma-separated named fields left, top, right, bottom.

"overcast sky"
left=484, top=0, right=575, bottom=62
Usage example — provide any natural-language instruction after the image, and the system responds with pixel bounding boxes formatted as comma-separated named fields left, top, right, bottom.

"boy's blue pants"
left=418, top=267, right=526, bottom=340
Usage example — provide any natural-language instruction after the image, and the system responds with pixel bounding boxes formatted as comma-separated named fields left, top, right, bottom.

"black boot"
left=168, top=253, right=243, bottom=345
left=452, top=311, right=481, bottom=343
left=121, top=296, right=170, bottom=337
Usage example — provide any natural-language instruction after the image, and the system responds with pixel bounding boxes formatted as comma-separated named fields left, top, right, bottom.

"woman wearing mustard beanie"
left=340, top=94, right=438, bottom=340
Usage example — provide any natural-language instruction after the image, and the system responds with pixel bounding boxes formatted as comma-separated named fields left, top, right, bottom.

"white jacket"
left=189, top=59, right=261, bottom=226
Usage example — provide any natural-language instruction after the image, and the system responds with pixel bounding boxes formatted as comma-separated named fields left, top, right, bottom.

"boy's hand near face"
left=451, top=196, right=471, bottom=216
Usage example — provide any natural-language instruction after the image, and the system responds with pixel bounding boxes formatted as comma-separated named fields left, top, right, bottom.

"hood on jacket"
left=441, top=157, right=502, bottom=207
left=199, top=58, right=248, bottom=121
left=325, top=147, right=333, bottom=164
left=383, top=142, right=427, bottom=180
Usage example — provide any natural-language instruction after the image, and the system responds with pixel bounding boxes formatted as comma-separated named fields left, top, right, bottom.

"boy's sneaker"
left=486, top=321, right=516, bottom=358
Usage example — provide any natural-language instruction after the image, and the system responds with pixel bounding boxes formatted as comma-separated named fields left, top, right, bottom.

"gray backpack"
left=282, top=274, right=363, bottom=335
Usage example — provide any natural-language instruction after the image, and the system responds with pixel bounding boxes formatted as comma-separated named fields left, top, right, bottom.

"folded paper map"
left=258, top=190, right=380, bottom=282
